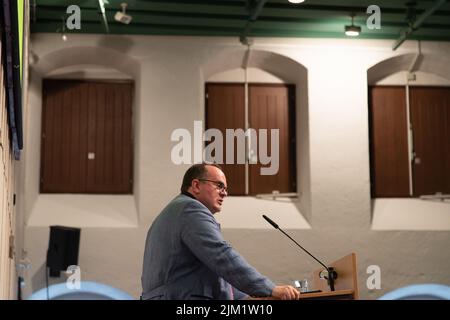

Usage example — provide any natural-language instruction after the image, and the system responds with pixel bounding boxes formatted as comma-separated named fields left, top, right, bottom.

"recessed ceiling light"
left=288, top=0, right=305, bottom=3
left=345, top=25, right=361, bottom=36
left=345, top=13, right=361, bottom=37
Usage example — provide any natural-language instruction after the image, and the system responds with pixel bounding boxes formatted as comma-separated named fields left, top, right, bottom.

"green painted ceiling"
left=30, top=0, right=450, bottom=42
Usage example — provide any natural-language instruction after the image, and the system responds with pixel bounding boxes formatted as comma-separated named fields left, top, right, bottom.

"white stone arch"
left=202, top=48, right=307, bottom=84
left=32, top=45, right=139, bottom=78
left=201, top=49, right=313, bottom=222
left=367, top=52, right=450, bottom=84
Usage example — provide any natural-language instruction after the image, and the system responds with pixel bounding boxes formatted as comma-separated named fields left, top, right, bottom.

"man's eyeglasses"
left=198, top=179, right=228, bottom=193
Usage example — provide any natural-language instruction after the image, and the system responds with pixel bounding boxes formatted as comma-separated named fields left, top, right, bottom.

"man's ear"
left=191, top=179, right=200, bottom=193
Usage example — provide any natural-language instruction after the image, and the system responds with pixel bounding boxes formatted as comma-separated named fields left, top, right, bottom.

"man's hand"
left=271, top=285, right=301, bottom=300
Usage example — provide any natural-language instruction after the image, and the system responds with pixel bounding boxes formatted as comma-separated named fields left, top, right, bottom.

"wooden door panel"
left=206, top=83, right=245, bottom=195
left=41, top=81, right=86, bottom=192
left=369, top=86, right=410, bottom=197
left=410, top=87, right=450, bottom=196
left=249, top=84, right=295, bottom=195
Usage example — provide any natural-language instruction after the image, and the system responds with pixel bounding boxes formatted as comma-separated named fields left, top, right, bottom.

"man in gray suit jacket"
left=141, top=163, right=300, bottom=300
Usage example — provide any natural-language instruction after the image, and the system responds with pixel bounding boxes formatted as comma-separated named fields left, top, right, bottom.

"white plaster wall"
left=21, top=34, right=450, bottom=299
left=372, top=199, right=450, bottom=230
left=27, top=195, right=137, bottom=227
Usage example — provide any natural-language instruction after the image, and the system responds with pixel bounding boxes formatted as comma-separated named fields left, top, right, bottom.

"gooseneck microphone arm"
left=262, top=215, right=328, bottom=270
left=262, top=214, right=337, bottom=291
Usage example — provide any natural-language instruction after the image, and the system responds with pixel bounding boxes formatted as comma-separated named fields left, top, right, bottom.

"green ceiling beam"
left=31, top=21, right=450, bottom=42
left=392, top=0, right=448, bottom=50
left=35, top=10, right=247, bottom=28
left=35, top=0, right=248, bottom=15
left=30, top=0, right=450, bottom=42
left=33, top=7, right=450, bottom=27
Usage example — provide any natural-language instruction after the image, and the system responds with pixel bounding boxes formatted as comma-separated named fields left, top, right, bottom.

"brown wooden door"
left=369, top=86, right=410, bottom=197
left=206, top=83, right=296, bottom=196
left=410, top=87, right=450, bottom=196
left=249, top=84, right=296, bottom=195
left=206, top=83, right=246, bottom=195
left=41, top=80, right=133, bottom=194
left=41, top=80, right=88, bottom=192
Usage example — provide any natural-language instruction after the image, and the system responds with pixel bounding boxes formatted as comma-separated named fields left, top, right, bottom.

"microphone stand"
left=262, top=215, right=338, bottom=291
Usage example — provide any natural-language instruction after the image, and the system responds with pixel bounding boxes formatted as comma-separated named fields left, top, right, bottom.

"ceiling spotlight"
left=288, top=0, right=305, bottom=3
left=345, top=13, right=361, bottom=36
left=115, top=3, right=132, bottom=24
left=57, top=16, right=68, bottom=41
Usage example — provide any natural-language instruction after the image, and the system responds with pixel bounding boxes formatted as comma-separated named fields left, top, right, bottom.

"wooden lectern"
left=298, top=253, right=359, bottom=300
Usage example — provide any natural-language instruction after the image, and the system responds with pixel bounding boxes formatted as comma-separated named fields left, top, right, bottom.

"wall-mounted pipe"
left=243, top=45, right=252, bottom=195
left=240, top=0, right=268, bottom=45
left=98, top=0, right=110, bottom=33
left=405, top=41, right=422, bottom=196
left=407, top=42, right=422, bottom=73
left=392, top=0, right=446, bottom=50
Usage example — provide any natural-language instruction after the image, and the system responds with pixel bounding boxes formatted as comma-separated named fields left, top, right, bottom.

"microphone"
left=262, top=214, right=279, bottom=229
left=262, top=214, right=338, bottom=291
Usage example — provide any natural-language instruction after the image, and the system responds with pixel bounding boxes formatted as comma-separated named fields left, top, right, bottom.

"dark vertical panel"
left=86, top=82, right=97, bottom=192
left=41, top=81, right=54, bottom=191
left=69, top=83, right=80, bottom=190
left=41, top=81, right=80, bottom=192
left=447, top=95, right=450, bottom=194
left=54, top=83, right=64, bottom=190
left=205, top=83, right=245, bottom=195
left=122, top=83, right=133, bottom=193
left=61, top=84, right=72, bottom=190
left=369, top=86, right=410, bottom=197
left=410, top=87, right=450, bottom=195
left=104, top=84, right=114, bottom=187
left=288, top=86, right=297, bottom=193
left=249, top=84, right=294, bottom=195
left=79, top=83, right=88, bottom=191
left=85, top=81, right=133, bottom=193
left=96, top=83, right=106, bottom=189
left=113, top=83, right=123, bottom=189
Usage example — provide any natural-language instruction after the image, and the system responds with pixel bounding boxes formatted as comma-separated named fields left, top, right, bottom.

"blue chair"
left=27, top=281, right=135, bottom=300
left=379, top=284, right=450, bottom=300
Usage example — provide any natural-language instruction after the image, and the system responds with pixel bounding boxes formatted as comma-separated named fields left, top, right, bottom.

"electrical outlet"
left=408, top=73, right=416, bottom=81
